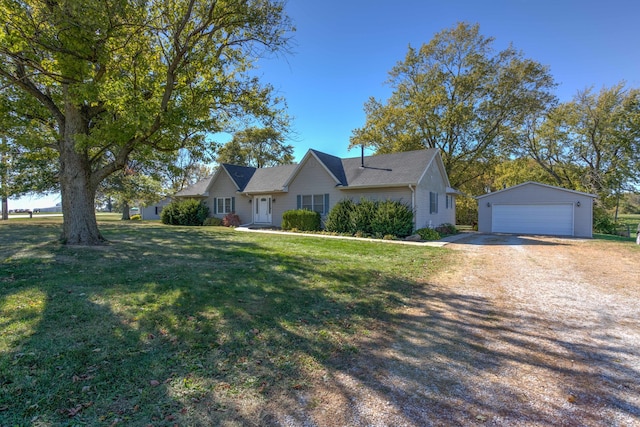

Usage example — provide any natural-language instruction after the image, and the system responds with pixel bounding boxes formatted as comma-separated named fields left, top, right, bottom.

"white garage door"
left=492, top=204, right=574, bottom=236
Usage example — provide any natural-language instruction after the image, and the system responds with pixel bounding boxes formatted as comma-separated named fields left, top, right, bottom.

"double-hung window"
left=214, top=197, right=234, bottom=214
left=445, top=195, right=454, bottom=209
left=429, top=192, right=438, bottom=214
left=298, top=194, right=329, bottom=214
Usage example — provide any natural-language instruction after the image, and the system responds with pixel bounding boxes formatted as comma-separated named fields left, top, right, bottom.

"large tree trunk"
left=59, top=153, right=104, bottom=244
left=1, top=196, right=7, bottom=220
left=59, top=97, right=105, bottom=245
left=121, top=200, right=131, bottom=220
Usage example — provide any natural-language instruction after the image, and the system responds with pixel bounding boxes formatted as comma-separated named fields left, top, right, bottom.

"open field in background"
left=0, top=218, right=447, bottom=426
left=617, top=214, right=640, bottom=238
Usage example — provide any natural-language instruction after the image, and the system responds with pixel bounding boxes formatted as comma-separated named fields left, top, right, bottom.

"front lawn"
left=0, top=219, right=446, bottom=426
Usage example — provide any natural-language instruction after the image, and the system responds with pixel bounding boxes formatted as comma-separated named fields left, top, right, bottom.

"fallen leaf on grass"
left=149, top=380, right=160, bottom=387
left=64, top=402, right=93, bottom=417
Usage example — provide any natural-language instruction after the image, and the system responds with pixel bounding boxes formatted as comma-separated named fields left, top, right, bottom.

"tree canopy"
left=350, top=22, right=557, bottom=191
left=513, top=83, right=640, bottom=207
left=0, top=0, right=293, bottom=244
left=216, top=127, right=294, bottom=167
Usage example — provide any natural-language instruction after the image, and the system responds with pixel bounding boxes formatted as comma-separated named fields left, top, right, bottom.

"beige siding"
left=415, top=161, right=456, bottom=229
left=141, top=197, right=171, bottom=220
left=338, top=187, right=412, bottom=204
left=477, top=183, right=594, bottom=237
left=207, top=172, right=252, bottom=225
left=276, top=156, right=343, bottom=227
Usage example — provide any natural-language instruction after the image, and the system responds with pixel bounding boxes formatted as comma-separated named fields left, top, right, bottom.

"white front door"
left=254, top=196, right=272, bottom=223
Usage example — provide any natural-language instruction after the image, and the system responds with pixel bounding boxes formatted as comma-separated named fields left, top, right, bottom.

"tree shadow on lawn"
left=307, top=285, right=640, bottom=426
left=456, top=233, right=573, bottom=246
left=1, top=223, right=638, bottom=426
left=0, top=223, right=420, bottom=425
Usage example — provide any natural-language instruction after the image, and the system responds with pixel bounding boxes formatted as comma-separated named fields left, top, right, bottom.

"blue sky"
left=11, top=0, right=640, bottom=209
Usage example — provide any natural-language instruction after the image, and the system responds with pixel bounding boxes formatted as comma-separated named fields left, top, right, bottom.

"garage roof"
left=475, top=181, right=596, bottom=200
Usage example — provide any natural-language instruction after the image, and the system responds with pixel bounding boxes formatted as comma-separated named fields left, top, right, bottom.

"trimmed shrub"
left=371, top=200, right=414, bottom=238
left=435, top=223, right=458, bottom=236
left=203, top=217, right=223, bottom=226
left=222, top=213, right=241, bottom=227
left=130, top=214, right=141, bottom=221
left=161, top=199, right=209, bottom=226
left=282, top=209, right=321, bottom=231
left=324, top=198, right=356, bottom=234
left=325, top=198, right=415, bottom=238
left=351, top=198, right=377, bottom=236
left=416, top=227, right=441, bottom=241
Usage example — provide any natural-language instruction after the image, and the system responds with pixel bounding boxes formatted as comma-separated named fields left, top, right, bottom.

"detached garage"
left=476, top=182, right=596, bottom=238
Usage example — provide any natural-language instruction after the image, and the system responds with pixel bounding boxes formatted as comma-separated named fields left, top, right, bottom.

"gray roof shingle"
left=242, top=163, right=298, bottom=193
left=177, top=148, right=441, bottom=197
left=341, top=149, right=438, bottom=188
left=309, top=149, right=347, bottom=185
left=174, top=175, right=212, bottom=197
left=221, top=164, right=256, bottom=190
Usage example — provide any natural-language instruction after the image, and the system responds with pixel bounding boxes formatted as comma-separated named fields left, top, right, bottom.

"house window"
left=214, top=197, right=234, bottom=214
left=298, top=194, right=329, bottom=214
left=430, top=192, right=438, bottom=214
left=302, top=195, right=313, bottom=211
left=445, top=195, right=453, bottom=209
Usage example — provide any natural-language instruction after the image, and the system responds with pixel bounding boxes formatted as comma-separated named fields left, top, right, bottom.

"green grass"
left=595, top=213, right=640, bottom=241
left=617, top=213, right=640, bottom=238
left=0, top=218, right=447, bottom=426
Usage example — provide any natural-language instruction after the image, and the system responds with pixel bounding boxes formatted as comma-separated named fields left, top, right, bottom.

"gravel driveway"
left=282, top=234, right=640, bottom=427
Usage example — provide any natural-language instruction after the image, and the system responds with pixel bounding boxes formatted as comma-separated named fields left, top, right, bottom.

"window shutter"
left=324, top=194, right=330, bottom=214
left=297, top=195, right=301, bottom=209
left=231, top=197, right=235, bottom=213
left=213, top=198, right=218, bottom=214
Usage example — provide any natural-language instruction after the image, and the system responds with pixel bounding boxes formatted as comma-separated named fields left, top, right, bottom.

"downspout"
left=409, top=185, right=416, bottom=230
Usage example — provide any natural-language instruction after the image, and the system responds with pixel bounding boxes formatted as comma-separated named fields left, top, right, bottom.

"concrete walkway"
left=235, top=226, right=475, bottom=247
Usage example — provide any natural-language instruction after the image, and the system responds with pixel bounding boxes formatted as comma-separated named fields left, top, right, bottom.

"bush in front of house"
left=161, top=199, right=209, bottom=226
left=351, top=198, right=377, bottom=236
left=203, top=217, right=223, bottom=226
left=325, top=198, right=414, bottom=238
left=435, top=223, right=458, bottom=236
left=416, top=227, right=441, bottom=241
left=324, top=199, right=357, bottom=234
left=371, top=200, right=414, bottom=238
left=130, top=214, right=141, bottom=221
left=222, top=213, right=241, bottom=227
left=282, top=209, right=321, bottom=231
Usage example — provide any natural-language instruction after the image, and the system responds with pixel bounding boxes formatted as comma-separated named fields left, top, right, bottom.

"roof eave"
left=339, top=182, right=416, bottom=190
left=475, top=181, right=598, bottom=200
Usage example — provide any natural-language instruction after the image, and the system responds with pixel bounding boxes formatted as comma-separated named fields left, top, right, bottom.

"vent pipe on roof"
left=360, top=144, right=365, bottom=168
